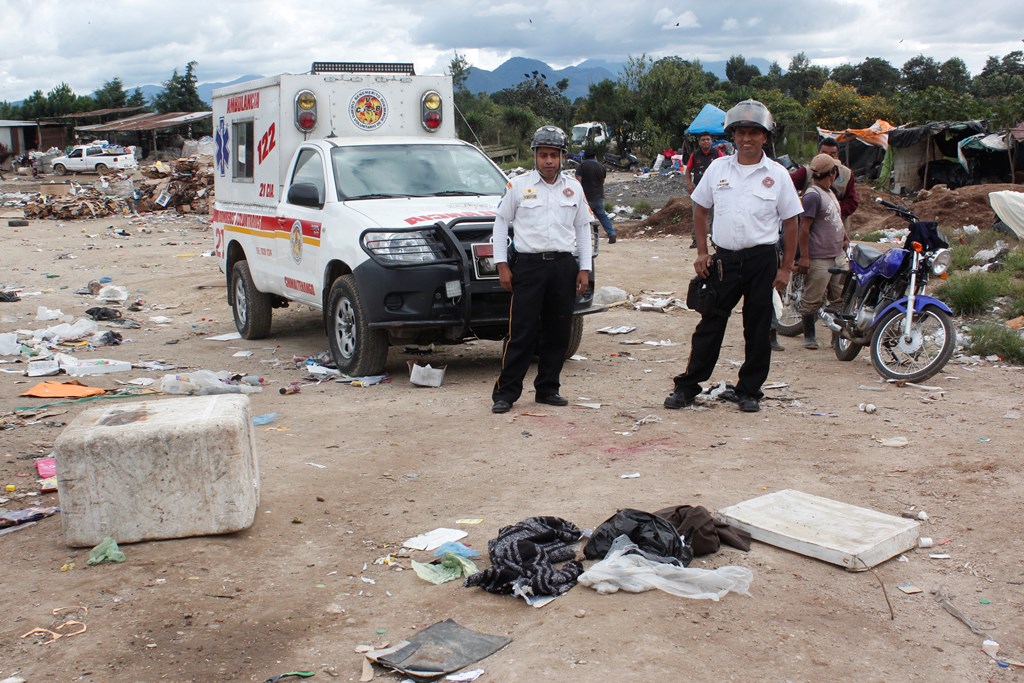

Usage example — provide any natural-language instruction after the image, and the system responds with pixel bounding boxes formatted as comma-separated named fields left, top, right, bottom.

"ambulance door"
left=276, top=147, right=326, bottom=306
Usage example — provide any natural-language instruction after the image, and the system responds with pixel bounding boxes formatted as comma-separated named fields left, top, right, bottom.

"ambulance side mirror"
left=287, top=183, right=323, bottom=209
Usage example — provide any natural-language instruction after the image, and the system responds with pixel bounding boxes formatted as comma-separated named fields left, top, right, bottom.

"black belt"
left=515, top=251, right=573, bottom=261
left=714, top=243, right=776, bottom=260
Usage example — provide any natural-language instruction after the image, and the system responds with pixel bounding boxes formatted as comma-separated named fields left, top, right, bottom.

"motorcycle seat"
left=852, top=244, right=884, bottom=268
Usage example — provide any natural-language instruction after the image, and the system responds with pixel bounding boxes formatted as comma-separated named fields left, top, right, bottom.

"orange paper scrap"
left=20, top=381, right=107, bottom=399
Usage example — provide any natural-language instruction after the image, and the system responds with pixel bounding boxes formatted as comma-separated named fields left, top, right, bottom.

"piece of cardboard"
left=20, top=380, right=106, bottom=399
left=717, top=489, right=920, bottom=570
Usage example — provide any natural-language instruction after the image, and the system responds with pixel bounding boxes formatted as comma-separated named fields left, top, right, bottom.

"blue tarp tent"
left=686, top=104, right=726, bottom=136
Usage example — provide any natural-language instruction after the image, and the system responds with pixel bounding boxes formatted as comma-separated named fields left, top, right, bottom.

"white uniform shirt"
left=492, top=170, right=593, bottom=271
left=691, top=153, right=803, bottom=251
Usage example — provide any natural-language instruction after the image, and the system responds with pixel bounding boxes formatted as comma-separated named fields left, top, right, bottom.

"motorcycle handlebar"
left=874, top=197, right=918, bottom=221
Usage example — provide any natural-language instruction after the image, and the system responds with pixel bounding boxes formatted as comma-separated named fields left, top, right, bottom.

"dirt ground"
left=2, top=172, right=1024, bottom=683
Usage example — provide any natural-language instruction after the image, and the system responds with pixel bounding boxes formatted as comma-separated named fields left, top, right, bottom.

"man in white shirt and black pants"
left=664, top=100, right=802, bottom=413
left=491, top=126, right=594, bottom=414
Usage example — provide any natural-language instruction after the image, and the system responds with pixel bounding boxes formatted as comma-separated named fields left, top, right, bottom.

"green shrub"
left=948, top=244, right=975, bottom=273
left=858, top=230, right=886, bottom=243
left=966, top=323, right=1024, bottom=363
left=632, top=199, right=652, bottom=215
left=1002, top=249, right=1024, bottom=277
left=936, top=273, right=999, bottom=316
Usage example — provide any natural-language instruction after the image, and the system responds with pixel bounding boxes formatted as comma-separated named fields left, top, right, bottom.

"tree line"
left=452, top=51, right=1024, bottom=160
left=0, top=61, right=207, bottom=121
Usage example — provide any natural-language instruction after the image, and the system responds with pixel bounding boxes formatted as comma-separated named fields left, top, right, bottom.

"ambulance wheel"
left=327, top=275, right=388, bottom=375
left=565, top=316, right=584, bottom=359
left=231, top=260, right=273, bottom=339
left=53, top=164, right=67, bottom=176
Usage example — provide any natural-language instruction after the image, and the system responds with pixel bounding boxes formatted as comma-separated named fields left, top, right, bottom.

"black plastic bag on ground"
left=584, top=508, right=693, bottom=567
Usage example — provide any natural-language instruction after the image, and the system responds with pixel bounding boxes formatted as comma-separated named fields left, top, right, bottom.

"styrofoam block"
left=54, top=395, right=260, bottom=547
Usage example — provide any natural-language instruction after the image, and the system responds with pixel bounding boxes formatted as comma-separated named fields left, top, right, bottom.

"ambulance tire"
left=565, top=316, right=584, bottom=359
left=327, top=275, right=389, bottom=376
left=231, top=260, right=273, bottom=339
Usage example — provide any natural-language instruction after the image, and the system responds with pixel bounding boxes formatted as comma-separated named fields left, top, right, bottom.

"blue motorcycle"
left=822, top=198, right=956, bottom=382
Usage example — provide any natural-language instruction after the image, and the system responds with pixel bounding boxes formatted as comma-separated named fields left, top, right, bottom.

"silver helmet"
left=531, top=125, right=569, bottom=152
left=724, top=99, right=775, bottom=136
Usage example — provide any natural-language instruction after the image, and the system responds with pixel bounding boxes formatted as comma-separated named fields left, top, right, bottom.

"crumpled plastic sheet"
left=577, top=534, right=753, bottom=600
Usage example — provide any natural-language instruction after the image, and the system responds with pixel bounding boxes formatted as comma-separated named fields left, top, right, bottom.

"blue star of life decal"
left=215, top=117, right=230, bottom=176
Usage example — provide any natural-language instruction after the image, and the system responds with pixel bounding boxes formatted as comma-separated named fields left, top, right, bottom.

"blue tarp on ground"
left=686, top=104, right=726, bottom=135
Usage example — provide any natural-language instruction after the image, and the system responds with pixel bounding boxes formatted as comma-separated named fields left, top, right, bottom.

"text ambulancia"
left=212, top=61, right=601, bottom=375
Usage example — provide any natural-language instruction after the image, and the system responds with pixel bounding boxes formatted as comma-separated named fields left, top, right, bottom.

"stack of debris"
left=20, top=156, right=215, bottom=220
left=135, top=155, right=215, bottom=214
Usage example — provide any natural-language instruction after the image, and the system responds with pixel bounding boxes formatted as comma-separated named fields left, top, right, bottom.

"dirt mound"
left=853, top=183, right=1022, bottom=236
left=618, top=195, right=692, bottom=238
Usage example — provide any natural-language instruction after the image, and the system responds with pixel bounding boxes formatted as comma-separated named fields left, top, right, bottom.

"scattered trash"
left=86, top=537, right=126, bottom=565
left=85, top=307, right=122, bottom=321
left=933, top=586, right=994, bottom=636
left=403, top=527, right=468, bottom=551
left=412, top=551, right=478, bottom=584
left=19, top=605, right=88, bottom=646
left=620, top=472, right=641, bottom=479
left=897, top=583, right=923, bottom=594
left=1003, top=410, right=1021, bottom=419
left=597, top=325, right=637, bottom=335
left=36, top=306, right=65, bottom=321
left=65, top=358, right=132, bottom=376
left=408, top=361, right=446, bottom=387
left=206, top=331, right=242, bottom=341
left=928, top=553, right=952, bottom=559
left=978, top=437, right=991, bottom=443
left=577, top=535, right=753, bottom=599
left=592, top=286, right=628, bottom=306
left=446, top=669, right=486, bottom=682
left=21, top=380, right=106, bottom=399
left=96, top=285, right=128, bottom=303
left=878, top=436, right=909, bottom=448
left=262, top=672, right=315, bottom=683
left=918, top=537, right=934, bottom=548
left=858, top=402, right=877, bottom=414
left=252, top=413, right=277, bottom=426
left=160, top=370, right=262, bottom=395
left=362, top=620, right=510, bottom=681
left=0, top=505, right=59, bottom=529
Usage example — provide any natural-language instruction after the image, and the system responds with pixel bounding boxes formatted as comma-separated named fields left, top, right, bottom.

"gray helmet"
left=531, top=125, right=568, bottom=152
left=724, top=99, right=775, bottom=136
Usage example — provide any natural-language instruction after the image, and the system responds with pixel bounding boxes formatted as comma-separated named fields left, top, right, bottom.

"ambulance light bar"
left=311, top=62, right=416, bottom=75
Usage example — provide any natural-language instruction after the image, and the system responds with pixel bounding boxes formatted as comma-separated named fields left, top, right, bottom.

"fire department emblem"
left=762, top=177, right=775, bottom=188
left=349, top=89, right=387, bottom=131
left=290, top=220, right=304, bottom=264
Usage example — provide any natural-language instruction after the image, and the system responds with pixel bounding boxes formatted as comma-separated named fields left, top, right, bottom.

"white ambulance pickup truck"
left=211, top=62, right=602, bottom=375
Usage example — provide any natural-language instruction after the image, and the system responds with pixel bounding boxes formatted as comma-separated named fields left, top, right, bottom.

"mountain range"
left=92, top=55, right=777, bottom=107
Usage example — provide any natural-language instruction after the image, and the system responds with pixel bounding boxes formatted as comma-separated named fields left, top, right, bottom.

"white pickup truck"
left=51, top=143, right=139, bottom=175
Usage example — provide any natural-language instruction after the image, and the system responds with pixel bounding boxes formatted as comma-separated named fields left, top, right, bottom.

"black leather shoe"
left=738, top=398, right=760, bottom=413
left=664, top=391, right=695, bottom=409
left=608, top=235, right=617, bottom=244
left=492, top=400, right=512, bottom=414
left=536, top=393, right=569, bottom=406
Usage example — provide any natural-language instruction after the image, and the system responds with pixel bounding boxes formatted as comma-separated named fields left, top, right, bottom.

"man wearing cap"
left=490, top=125, right=593, bottom=414
left=795, top=153, right=850, bottom=349
left=664, top=99, right=802, bottom=414
left=790, top=137, right=858, bottom=227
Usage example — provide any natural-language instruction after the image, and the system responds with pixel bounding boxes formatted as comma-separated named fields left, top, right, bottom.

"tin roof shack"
left=75, top=111, right=213, bottom=160
left=0, top=119, right=66, bottom=167
left=881, top=120, right=986, bottom=193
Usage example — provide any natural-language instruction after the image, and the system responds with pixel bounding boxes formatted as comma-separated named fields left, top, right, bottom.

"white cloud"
left=722, top=18, right=739, bottom=30
left=657, top=10, right=700, bottom=29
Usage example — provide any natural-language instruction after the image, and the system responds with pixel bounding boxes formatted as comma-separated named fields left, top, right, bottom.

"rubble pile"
left=135, top=155, right=215, bottom=214
left=18, top=156, right=215, bottom=220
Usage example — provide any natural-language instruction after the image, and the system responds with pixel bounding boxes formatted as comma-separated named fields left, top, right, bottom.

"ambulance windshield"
left=332, top=144, right=508, bottom=201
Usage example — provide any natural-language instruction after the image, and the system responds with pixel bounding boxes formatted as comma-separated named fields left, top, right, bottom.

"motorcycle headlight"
left=362, top=230, right=446, bottom=264
left=930, top=248, right=952, bottom=276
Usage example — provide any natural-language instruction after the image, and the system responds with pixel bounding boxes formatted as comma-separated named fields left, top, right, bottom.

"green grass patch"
left=858, top=230, right=886, bottom=243
left=632, top=199, right=652, bottom=215
left=966, top=323, right=1024, bottom=363
left=935, top=273, right=1000, bottom=316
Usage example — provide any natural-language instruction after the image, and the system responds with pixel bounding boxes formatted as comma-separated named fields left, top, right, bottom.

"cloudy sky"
left=3, top=0, right=1023, bottom=102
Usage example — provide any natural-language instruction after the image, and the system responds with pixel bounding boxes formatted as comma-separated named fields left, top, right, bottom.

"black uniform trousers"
left=492, top=252, right=578, bottom=404
left=673, top=243, right=778, bottom=402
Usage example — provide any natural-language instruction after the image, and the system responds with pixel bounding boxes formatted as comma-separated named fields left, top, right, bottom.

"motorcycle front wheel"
left=869, top=305, right=956, bottom=382
left=776, top=271, right=806, bottom=336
